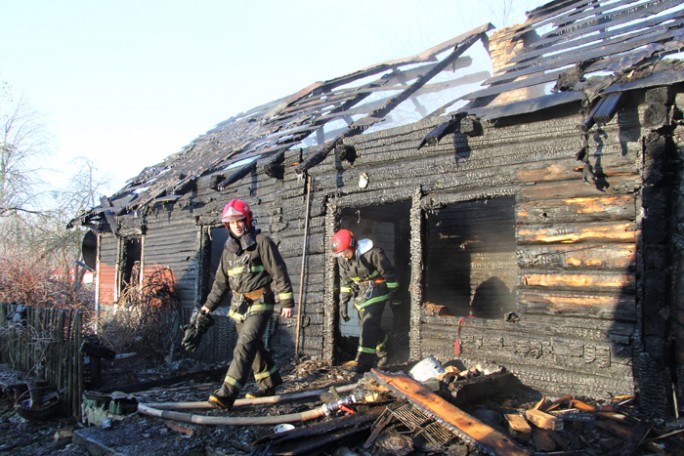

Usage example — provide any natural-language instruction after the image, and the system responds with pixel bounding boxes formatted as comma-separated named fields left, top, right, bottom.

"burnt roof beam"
left=507, top=6, right=684, bottom=66
left=482, top=22, right=683, bottom=89
left=295, top=31, right=489, bottom=174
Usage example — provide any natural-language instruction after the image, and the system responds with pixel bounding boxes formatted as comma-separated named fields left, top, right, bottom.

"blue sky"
left=0, top=0, right=545, bottom=195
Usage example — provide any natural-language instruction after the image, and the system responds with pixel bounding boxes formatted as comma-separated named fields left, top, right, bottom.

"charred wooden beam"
left=260, top=150, right=286, bottom=179
left=370, top=369, right=531, bottom=456
left=594, top=92, right=622, bottom=125
left=579, top=93, right=623, bottom=132
left=208, top=174, right=225, bottom=191
left=216, top=161, right=257, bottom=191
left=418, top=114, right=464, bottom=149
left=336, top=143, right=357, bottom=164
left=298, top=31, right=488, bottom=174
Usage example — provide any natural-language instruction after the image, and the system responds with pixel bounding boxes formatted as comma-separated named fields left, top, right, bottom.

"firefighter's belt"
left=236, top=284, right=273, bottom=302
left=352, top=277, right=385, bottom=285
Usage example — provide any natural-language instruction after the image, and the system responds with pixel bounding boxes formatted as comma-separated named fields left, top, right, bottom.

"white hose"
left=137, top=382, right=359, bottom=426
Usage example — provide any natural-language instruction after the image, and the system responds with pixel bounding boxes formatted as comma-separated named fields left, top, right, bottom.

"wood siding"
left=93, top=91, right=682, bottom=416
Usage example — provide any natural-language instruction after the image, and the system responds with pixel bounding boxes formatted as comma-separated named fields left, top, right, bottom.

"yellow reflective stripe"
left=358, top=345, right=376, bottom=354
left=230, top=304, right=274, bottom=320
left=386, top=281, right=398, bottom=289
left=227, top=265, right=265, bottom=276
left=249, top=303, right=275, bottom=313
left=368, top=270, right=380, bottom=279
left=351, top=276, right=362, bottom=283
left=228, top=309, right=246, bottom=322
left=278, top=291, right=293, bottom=301
left=254, top=366, right=278, bottom=381
left=354, top=293, right=389, bottom=310
left=341, top=286, right=353, bottom=293
left=228, top=265, right=245, bottom=276
left=376, top=334, right=388, bottom=351
left=223, top=375, right=243, bottom=390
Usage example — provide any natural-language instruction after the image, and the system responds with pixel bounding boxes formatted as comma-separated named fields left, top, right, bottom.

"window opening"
left=423, top=197, right=516, bottom=318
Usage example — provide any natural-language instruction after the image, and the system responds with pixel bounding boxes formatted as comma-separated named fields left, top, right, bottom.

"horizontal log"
left=420, top=313, right=637, bottom=344
left=517, top=222, right=638, bottom=245
left=515, top=158, right=637, bottom=183
left=517, top=195, right=636, bottom=224
left=517, top=244, right=635, bottom=270
left=518, top=174, right=640, bottom=202
left=521, top=271, right=635, bottom=291
left=518, top=290, right=636, bottom=321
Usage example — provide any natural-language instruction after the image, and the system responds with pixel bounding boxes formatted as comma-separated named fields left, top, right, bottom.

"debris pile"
left=129, top=357, right=684, bottom=455
left=4, top=357, right=684, bottom=455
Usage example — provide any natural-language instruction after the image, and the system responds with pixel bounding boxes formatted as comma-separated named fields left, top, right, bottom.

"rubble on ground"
left=2, top=355, right=684, bottom=455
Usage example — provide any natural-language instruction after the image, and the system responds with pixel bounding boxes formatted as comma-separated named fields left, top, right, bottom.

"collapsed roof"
left=71, top=0, right=684, bottom=232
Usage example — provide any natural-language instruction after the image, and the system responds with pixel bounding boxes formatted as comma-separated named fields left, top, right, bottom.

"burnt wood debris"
left=2, top=0, right=684, bottom=454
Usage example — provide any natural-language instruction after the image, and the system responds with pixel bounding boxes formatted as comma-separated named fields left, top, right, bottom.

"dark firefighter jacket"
left=337, top=239, right=398, bottom=311
left=204, top=227, right=294, bottom=312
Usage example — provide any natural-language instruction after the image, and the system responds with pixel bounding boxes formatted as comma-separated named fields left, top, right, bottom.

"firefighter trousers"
left=356, top=300, right=387, bottom=368
left=221, top=308, right=282, bottom=398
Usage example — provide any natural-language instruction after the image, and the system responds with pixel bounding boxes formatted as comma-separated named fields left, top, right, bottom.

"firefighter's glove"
left=340, top=303, right=350, bottom=322
left=181, top=308, right=215, bottom=352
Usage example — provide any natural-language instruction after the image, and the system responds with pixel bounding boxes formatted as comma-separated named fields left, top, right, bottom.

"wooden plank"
left=508, top=5, right=684, bottom=65
left=521, top=271, right=634, bottom=291
left=505, top=414, right=532, bottom=442
left=486, top=0, right=683, bottom=84
left=517, top=195, right=636, bottom=224
left=517, top=244, right=635, bottom=270
left=518, top=289, right=636, bottom=321
left=518, top=175, right=640, bottom=202
left=525, top=409, right=563, bottom=431
left=371, top=370, right=531, bottom=456
left=517, top=221, right=638, bottom=245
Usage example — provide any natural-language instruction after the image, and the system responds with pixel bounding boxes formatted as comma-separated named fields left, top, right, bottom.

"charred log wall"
left=303, top=103, right=649, bottom=402
left=93, top=88, right=682, bottom=413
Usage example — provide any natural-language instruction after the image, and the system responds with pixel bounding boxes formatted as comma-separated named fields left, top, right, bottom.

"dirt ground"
left=2, top=353, right=684, bottom=456
left=0, top=355, right=412, bottom=456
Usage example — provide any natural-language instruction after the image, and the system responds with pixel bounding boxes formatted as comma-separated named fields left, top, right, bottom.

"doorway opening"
left=333, top=201, right=411, bottom=366
left=119, top=237, right=142, bottom=295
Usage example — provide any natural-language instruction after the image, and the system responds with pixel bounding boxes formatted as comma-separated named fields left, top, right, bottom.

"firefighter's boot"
left=245, top=386, right=276, bottom=399
left=376, top=348, right=390, bottom=368
left=208, top=384, right=236, bottom=410
left=342, top=360, right=371, bottom=374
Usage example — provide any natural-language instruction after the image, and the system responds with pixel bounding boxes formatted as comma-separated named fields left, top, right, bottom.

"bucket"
left=409, top=356, right=445, bottom=382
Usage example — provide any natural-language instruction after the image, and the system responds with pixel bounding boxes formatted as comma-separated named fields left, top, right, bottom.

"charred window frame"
left=422, top=197, right=517, bottom=319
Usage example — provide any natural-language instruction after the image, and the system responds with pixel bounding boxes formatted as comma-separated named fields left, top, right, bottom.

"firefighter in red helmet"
left=194, top=198, right=294, bottom=410
left=331, top=228, right=399, bottom=373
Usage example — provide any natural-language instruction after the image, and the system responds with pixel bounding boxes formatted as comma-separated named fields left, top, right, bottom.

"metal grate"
left=380, top=401, right=456, bottom=447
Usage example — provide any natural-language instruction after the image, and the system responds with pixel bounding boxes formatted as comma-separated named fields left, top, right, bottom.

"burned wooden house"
left=70, top=0, right=684, bottom=418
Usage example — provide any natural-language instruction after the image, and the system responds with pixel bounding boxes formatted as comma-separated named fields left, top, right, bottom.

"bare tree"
left=0, top=81, right=47, bottom=218
left=0, top=81, right=106, bottom=308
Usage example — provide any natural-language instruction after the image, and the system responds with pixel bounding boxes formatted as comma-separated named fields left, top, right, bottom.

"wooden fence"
left=0, top=303, right=83, bottom=418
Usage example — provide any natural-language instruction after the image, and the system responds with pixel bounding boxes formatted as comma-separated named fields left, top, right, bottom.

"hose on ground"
left=137, top=382, right=359, bottom=426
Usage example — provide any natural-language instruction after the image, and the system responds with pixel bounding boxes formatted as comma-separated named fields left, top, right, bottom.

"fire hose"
left=137, top=382, right=361, bottom=426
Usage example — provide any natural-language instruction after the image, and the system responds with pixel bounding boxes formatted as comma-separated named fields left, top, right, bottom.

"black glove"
left=181, top=308, right=215, bottom=352
left=340, top=302, right=350, bottom=322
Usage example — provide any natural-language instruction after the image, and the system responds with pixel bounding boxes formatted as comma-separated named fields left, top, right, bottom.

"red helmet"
left=331, top=229, right=356, bottom=256
left=222, top=199, right=252, bottom=227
